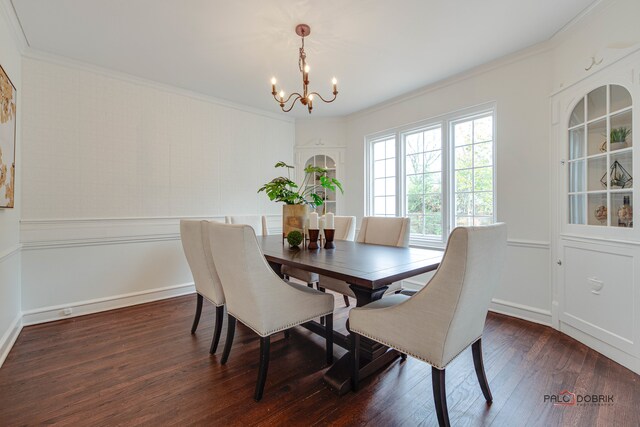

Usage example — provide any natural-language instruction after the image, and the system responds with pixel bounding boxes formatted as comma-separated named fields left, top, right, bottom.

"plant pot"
left=283, top=204, right=308, bottom=238
left=610, top=141, right=627, bottom=150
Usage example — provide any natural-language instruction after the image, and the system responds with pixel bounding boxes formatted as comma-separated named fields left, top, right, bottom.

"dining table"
left=258, top=234, right=443, bottom=395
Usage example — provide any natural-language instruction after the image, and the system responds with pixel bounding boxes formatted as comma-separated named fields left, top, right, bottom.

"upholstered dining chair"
left=349, top=223, right=507, bottom=427
left=225, top=215, right=269, bottom=236
left=318, top=216, right=410, bottom=306
left=180, top=220, right=225, bottom=355
left=282, top=215, right=356, bottom=301
left=207, top=222, right=335, bottom=401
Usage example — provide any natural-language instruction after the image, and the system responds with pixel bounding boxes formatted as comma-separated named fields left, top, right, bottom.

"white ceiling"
left=12, top=0, right=594, bottom=117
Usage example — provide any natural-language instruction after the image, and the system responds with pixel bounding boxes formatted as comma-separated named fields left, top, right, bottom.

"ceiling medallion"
left=270, top=24, right=338, bottom=114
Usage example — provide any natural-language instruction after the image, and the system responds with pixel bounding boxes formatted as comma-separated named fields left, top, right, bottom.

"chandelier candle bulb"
left=332, top=77, right=337, bottom=94
left=271, top=77, right=277, bottom=94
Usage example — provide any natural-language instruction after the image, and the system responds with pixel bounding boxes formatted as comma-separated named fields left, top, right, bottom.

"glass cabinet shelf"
left=567, top=84, right=633, bottom=228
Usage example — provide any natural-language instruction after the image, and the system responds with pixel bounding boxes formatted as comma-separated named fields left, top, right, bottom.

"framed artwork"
left=0, top=63, right=16, bottom=208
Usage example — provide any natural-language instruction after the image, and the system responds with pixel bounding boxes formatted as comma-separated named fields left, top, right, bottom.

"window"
left=370, top=137, right=397, bottom=217
left=366, top=106, right=496, bottom=247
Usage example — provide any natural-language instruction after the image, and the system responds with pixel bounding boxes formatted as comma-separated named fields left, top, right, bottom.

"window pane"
left=474, top=142, right=493, bottom=167
left=407, top=174, right=424, bottom=195
left=385, top=177, right=396, bottom=195
left=385, top=139, right=395, bottom=158
left=424, top=193, right=441, bottom=214
left=385, top=196, right=396, bottom=215
left=474, top=217, right=493, bottom=226
left=455, top=169, right=472, bottom=192
left=374, top=160, right=385, bottom=178
left=456, top=192, right=473, bottom=216
left=374, top=178, right=385, bottom=195
left=424, top=128, right=442, bottom=151
left=373, top=141, right=386, bottom=160
left=474, top=192, right=493, bottom=216
left=424, top=172, right=441, bottom=194
left=409, top=213, right=424, bottom=234
left=385, top=159, right=395, bottom=177
left=406, top=133, right=423, bottom=154
left=455, top=146, right=472, bottom=169
left=474, top=116, right=493, bottom=143
left=425, top=213, right=443, bottom=235
left=406, top=154, right=423, bottom=175
left=374, top=197, right=386, bottom=215
left=474, top=167, right=493, bottom=192
left=455, top=122, right=472, bottom=146
left=456, top=216, right=473, bottom=226
left=407, top=194, right=424, bottom=214
left=425, top=151, right=442, bottom=172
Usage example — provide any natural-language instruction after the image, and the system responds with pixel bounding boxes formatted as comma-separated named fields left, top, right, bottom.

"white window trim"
left=365, top=102, right=497, bottom=248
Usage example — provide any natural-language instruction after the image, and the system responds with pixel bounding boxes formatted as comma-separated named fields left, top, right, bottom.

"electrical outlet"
left=62, top=307, right=73, bottom=316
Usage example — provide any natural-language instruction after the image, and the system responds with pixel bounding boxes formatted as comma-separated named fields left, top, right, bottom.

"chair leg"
left=472, top=339, right=493, bottom=403
left=318, top=286, right=326, bottom=326
left=432, top=367, right=450, bottom=427
left=191, top=294, right=203, bottom=334
left=209, top=305, right=224, bottom=354
left=325, top=314, right=333, bottom=365
left=284, top=329, right=290, bottom=339
left=400, top=353, right=407, bottom=361
left=343, top=295, right=351, bottom=307
left=254, top=336, right=271, bottom=401
left=307, top=283, right=314, bottom=288
left=221, top=315, right=236, bottom=365
left=350, top=333, right=360, bottom=392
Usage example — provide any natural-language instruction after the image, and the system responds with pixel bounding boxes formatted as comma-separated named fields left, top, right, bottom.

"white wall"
left=19, top=56, right=294, bottom=319
left=295, top=117, right=348, bottom=148
left=0, top=2, right=22, bottom=365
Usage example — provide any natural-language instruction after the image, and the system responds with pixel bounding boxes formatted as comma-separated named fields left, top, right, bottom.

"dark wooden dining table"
left=258, top=234, right=443, bottom=395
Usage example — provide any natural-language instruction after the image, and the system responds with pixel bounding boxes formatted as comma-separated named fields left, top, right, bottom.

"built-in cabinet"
left=552, top=51, right=640, bottom=374
left=294, top=146, right=345, bottom=216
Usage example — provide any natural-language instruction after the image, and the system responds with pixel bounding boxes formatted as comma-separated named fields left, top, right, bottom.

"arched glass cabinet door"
left=304, top=155, right=337, bottom=215
left=568, top=84, right=633, bottom=227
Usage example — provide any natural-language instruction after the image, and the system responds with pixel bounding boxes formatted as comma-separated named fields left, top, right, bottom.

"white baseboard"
left=0, top=313, right=23, bottom=368
left=22, top=282, right=196, bottom=326
left=560, top=322, right=639, bottom=375
left=489, top=298, right=552, bottom=326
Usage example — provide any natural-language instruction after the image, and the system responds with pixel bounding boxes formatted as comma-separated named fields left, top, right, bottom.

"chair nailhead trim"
left=349, top=328, right=481, bottom=370
left=229, top=310, right=334, bottom=338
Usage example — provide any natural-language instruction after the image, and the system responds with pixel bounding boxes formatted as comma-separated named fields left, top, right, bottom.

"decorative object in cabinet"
left=567, top=84, right=633, bottom=228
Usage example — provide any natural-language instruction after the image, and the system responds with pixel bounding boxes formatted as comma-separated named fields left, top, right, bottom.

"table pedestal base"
left=322, top=283, right=400, bottom=395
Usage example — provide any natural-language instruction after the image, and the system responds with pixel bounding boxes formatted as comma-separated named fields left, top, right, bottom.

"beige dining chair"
left=349, top=223, right=507, bottom=427
left=282, top=215, right=356, bottom=300
left=180, top=220, right=225, bottom=355
left=318, top=216, right=410, bottom=306
left=207, top=222, right=335, bottom=401
left=225, top=215, right=269, bottom=235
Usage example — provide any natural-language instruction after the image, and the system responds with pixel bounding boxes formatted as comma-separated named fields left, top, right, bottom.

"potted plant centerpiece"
left=258, top=161, right=343, bottom=238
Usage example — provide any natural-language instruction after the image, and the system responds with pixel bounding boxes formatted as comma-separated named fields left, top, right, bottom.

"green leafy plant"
left=258, top=161, right=343, bottom=207
left=286, top=230, right=303, bottom=247
left=611, top=127, right=631, bottom=143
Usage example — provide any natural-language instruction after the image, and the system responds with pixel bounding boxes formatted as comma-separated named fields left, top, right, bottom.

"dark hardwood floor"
left=0, top=294, right=638, bottom=426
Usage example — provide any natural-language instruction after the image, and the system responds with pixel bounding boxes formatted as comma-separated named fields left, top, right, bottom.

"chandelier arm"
left=282, top=92, right=302, bottom=105
left=281, top=95, right=302, bottom=113
left=307, top=91, right=338, bottom=104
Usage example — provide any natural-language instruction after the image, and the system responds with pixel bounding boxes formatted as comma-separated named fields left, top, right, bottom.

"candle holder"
left=308, top=229, right=320, bottom=250
left=324, top=229, right=335, bottom=249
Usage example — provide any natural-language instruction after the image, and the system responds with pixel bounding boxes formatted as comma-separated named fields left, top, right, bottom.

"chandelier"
left=270, top=24, right=338, bottom=114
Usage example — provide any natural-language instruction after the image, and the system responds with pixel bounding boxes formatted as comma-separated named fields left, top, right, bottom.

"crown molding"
left=0, top=0, right=28, bottom=53
left=548, top=0, right=606, bottom=41
left=21, top=48, right=295, bottom=124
